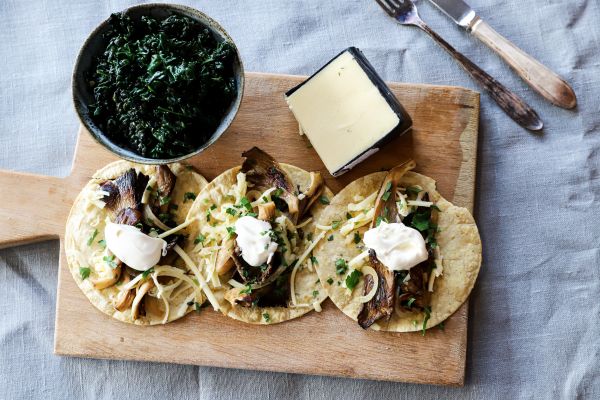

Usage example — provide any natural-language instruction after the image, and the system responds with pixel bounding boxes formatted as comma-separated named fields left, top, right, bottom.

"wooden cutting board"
left=0, top=72, right=479, bottom=386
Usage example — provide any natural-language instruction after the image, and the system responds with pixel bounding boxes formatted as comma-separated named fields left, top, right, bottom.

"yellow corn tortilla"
left=64, top=160, right=208, bottom=325
left=313, top=171, right=482, bottom=332
left=184, top=164, right=332, bottom=324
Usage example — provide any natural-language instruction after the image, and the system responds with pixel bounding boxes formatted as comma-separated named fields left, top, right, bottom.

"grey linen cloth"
left=1, top=0, right=599, bottom=398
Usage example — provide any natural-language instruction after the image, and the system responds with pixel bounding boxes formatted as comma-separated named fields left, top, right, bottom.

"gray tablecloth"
left=1, top=0, right=599, bottom=398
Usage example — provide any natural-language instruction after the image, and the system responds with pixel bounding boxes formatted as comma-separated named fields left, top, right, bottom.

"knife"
left=428, top=0, right=577, bottom=109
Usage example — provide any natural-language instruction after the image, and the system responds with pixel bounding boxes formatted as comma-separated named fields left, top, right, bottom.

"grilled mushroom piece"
left=232, top=246, right=281, bottom=285
left=216, top=237, right=236, bottom=275
left=154, top=165, right=177, bottom=213
left=91, top=264, right=122, bottom=290
left=114, top=272, right=135, bottom=312
left=397, top=261, right=431, bottom=311
left=224, top=272, right=290, bottom=308
left=258, top=201, right=276, bottom=221
left=298, top=172, right=324, bottom=218
left=357, top=160, right=416, bottom=329
left=357, top=250, right=396, bottom=329
left=241, top=147, right=299, bottom=224
left=114, top=207, right=143, bottom=226
left=131, top=279, right=155, bottom=320
left=100, top=169, right=149, bottom=215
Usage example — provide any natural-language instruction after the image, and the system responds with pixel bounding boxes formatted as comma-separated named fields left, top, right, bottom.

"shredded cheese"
left=348, top=250, right=369, bottom=268
left=340, top=208, right=375, bottom=236
left=227, top=279, right=245, bottom=288
left=348, top=191, right=377, bottom=212
left=407, top=200, right=433, bottom=207
left=173, top=245, right=221, bottom=311
left=295, top=217, right=313, bottom=229
left=157, top=217, right=197, bottom=239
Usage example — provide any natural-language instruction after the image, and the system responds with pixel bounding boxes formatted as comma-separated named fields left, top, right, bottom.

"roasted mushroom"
left=241, top=147, right=299, bottom=223
left=357, top=250, right=396, bottom=328
left=91, top=264, right=122, bottom=290
left=232, top=246, right=281, bottom=285
left=131, top=279, right=155, bottom=320
left=357, top=160, right=416, bottom=329
left=298, top=172, right=324, bottom=218
left=100, top=169, right=149, bottom=215
left=114, top=273, right=135, bottom=312
left=257, top=201, right=276, bottom=221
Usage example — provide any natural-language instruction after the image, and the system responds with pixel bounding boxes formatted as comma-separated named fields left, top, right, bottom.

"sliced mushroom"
left=241, top=147, right=299, bottom=223
left=114, top=273, right=135, bottom=312
left=91, top=264, right=122, bottom=290
left=100, top=169, right=149, bottom=215
left=114, top=207, right=142, bottom=226
left=216, top=237, right=236, bottom=275
left=131, top=279, right=155, bottom=320
left=298, top=172, right=324, bottom=217
left=154, top=165, right=177, bottom=213
left=258, top=201, right=276, bottom=221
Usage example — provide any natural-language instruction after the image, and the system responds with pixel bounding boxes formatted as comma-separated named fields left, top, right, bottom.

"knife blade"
left=427, top=0, right=577, bottom=109
left=428, top=0, right=476, bottom=28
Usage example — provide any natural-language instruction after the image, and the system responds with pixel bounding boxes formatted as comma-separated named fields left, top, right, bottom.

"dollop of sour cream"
left=234, top=216, right=278, bottom=267
left=104, top=222, right=167, bottom=271
left=363, top=221, right=428, bottom=271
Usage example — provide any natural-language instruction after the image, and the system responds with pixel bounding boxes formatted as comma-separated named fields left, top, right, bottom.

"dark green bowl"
left=72, top=3, right=245, bottom=164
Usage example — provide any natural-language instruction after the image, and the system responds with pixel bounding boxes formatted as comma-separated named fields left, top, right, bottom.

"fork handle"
left=416, top=21, right=543, bottom=131
left=469, top=18, right=576, bottom=109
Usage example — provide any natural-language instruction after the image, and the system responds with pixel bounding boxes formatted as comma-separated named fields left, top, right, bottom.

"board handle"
left=0, top=169, right=69, bottom=249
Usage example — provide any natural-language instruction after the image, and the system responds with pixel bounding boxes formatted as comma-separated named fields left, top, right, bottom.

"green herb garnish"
left=183, top=192, right=196, bottom=202
left=406, top=186, right=422, bottom=196
left=239, top=197, right=253, bottom=211
left=346, top=212, right=352, bottom=220
left=345, top=269, right=363, bottom=290
left=263, top=312, right=271, bottom=322
left=353, top=231, right=361, bottom=244
left=326, top=277, right=334, bottom=285
left=335, top=258, right=348, bottom=275
left=97, top=239, right=106, bottom=249
left=88, top=13, right=237, bottom=159
left=331, top=220, right=341, bottom=229
left=407, top=297, right=416, bottom=307
left=103, top=255, right=117, bottom=269
left=310, top=255, right=319, bottom=265
left=226, top=226, right=236, bottom=237
left=159, top=196, right=171, bottom=206
left=319, top=195, right=330, bottom=205
left=312, top=290, right=319, bottom=298
left=87, top=229, right=98, bottom=246
left=226, top=207, right=238, bottom=216
left=142, top=267, right=154, bottom=280
left=327, top=235, right=334, bottom=241
left=422, top=306, right=431, bottom=336
left=381, top=181, right=392, bottom=201
left=79, top=267, right=91, bottom=280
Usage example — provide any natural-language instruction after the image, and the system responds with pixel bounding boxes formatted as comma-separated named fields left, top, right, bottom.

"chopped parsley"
left=331, top=220, right=341, bottom=229
left=87, top=229, right=98, bottom=246
left=263, top=312, right=271, bottom=322
left=406, top=186, right=422, bottom=196
left=272, top=188, right=284, bottom=198
left=240, top=285, right=252, bottom=295
left=431, top=204, right=441, bottom=212
left=226, top=207, right=238, bottom=216
left=183, top=192, right=196, bottom=202
left=310, top=255, right=319, bottom=265
left=346, top=212, right=352, bottom=220
left=312, top=290, right=319, bottom=298
left=375, top=215, right=387, bottom=227
left=142, top=267, right=154, bottom=279
left=345, top=269, right=363, bottom=290
left=210, top=204, right=217, bottom=210
left=195, top=302, right=202, bottom=312
left=353, top=231, right=361, bottom=244
left=97, top=239, right=106, bottom=249
left=103, top=255, right=117, bottom=269
left=407, top=297, right=416, bottom=307
left=226, top=226, right=236, bottom=238
left=159, top=196, right=171, bottom=206
left=79, top=267, right=91, bottom=280
left=169, top=203, right=179, bottom=210
left=194, top=234, right=206, bottom=244
left=307, top=232, right=314, bottom=241
left=239, top=197, right=253, bottom=211
left=335, top=258, right=348, bottom=275
left=319, top=195, right=330, bottom=205
left=327, top=235, right=334, bottom=241
left=422, top=306, right=432, bottom=336
left=411, top=209, right=431, bottom=232
left=326, top=277, right=334, bottom=285
left=381, top=181, right=393, bottom=201
left=158, top=213, right=171, bottom=224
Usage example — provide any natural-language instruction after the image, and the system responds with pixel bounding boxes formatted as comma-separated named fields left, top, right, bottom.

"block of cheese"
left=285, top=47, right=412, bottom=176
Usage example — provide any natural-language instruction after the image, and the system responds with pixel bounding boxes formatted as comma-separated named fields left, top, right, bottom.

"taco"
left=313, top=160, right=482, bottom=332
left=65, top=161, right=209, bottom=325
left=182, top=147, right=332, bottom=324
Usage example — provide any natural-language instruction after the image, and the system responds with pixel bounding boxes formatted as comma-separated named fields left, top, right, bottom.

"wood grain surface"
left=0, top=72, right=479, bottom=386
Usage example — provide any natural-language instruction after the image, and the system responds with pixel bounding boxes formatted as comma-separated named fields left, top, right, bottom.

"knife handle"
left=468, top=17, right=577, bottom=109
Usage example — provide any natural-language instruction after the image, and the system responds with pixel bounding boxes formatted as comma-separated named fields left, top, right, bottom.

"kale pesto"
left=88, top=13, right=237, bottom=159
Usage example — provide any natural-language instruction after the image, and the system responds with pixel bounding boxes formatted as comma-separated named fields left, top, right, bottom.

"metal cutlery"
left=375, top=0, right=543, bottom=131
left=429, top=0, right=576, bottom=109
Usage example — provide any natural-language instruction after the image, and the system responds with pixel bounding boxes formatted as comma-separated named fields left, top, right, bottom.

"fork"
left=375, top=0, right=543, bottom=131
